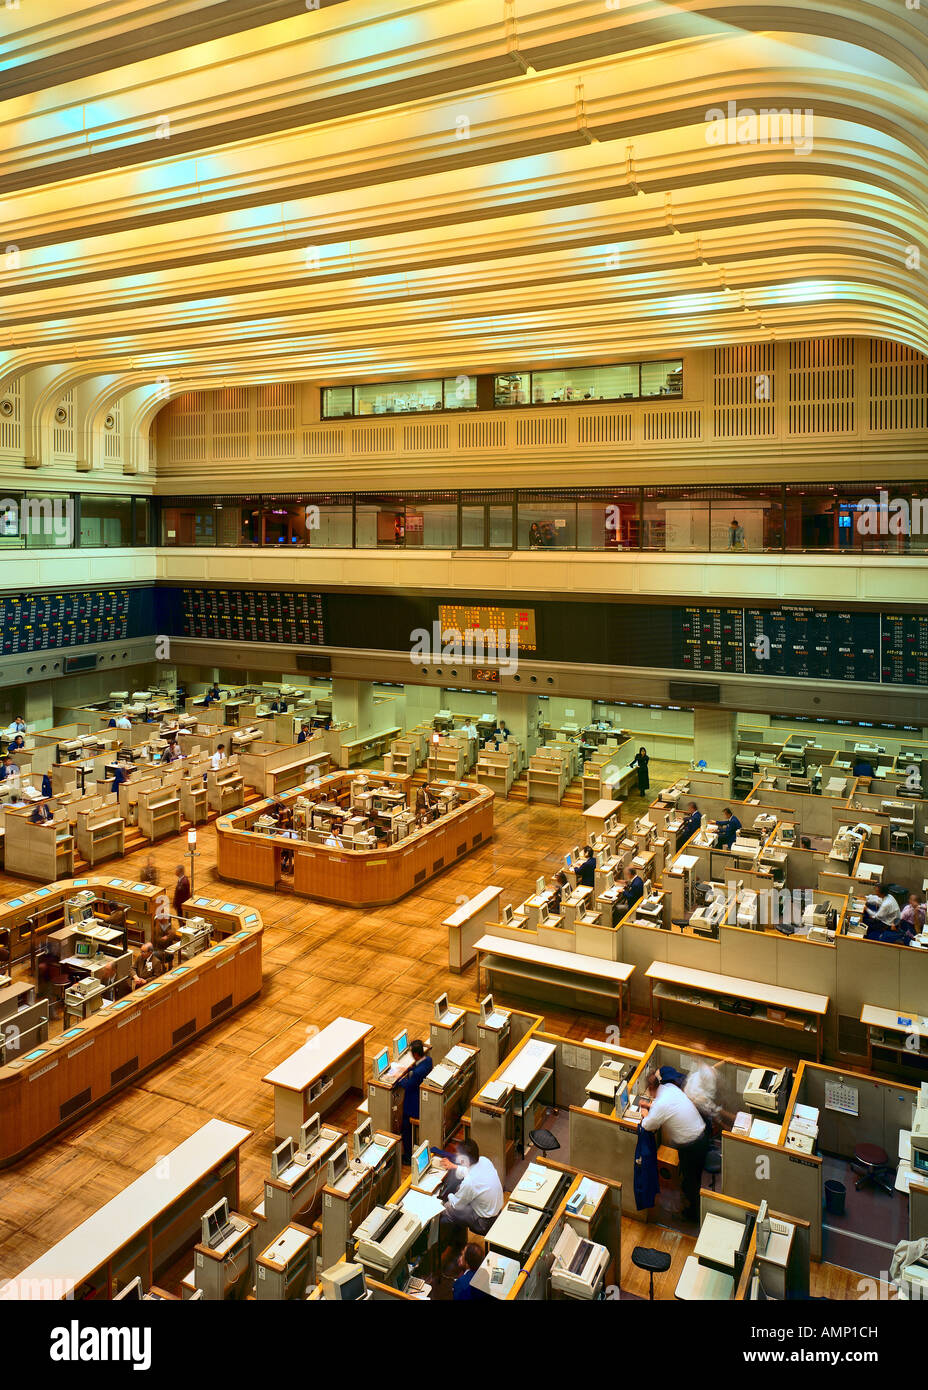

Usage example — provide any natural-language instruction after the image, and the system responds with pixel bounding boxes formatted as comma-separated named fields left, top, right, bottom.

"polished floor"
left=0, top=760, right=863, bottom=1296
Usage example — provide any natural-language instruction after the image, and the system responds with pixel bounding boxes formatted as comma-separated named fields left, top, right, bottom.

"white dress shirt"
left=446, top=1156, right=504, bottom=1221
left=210, top=749, right=226, bottom=770
left=5, top=721, right=25, bottom=737
left=640, top=1083, right=705, bottom=1146
left=875, top=894, right=900, bottom=924
left=115, top=716, right=132, bottom=729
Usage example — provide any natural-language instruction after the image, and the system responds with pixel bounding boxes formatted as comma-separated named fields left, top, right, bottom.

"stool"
left=852, top=1142, right=895, bottom=1195
left=704, top=1148, right=722, bottom=1190
left=632, top=1246, right=672, bottom=1300
left=529, top=1128, right=560, bottom=1156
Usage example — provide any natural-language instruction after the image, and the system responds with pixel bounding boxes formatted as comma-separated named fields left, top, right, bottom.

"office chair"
left=851, top=1143, right=895, bottom=1196
left=631, top=1246, right=672, bottom=1300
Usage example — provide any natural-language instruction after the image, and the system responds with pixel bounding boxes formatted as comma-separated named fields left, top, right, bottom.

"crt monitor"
left=573, top=845, right=580, bottom=861
left=535, top=875, right=546, bottom=896
left=74, top=939, right=93, bottom=958
left=321, top=1261, right=367, bottom=1301
left=393, top=1029, right=409, bottom=1061
left=373, top=1047, right=390, bottom=1079
left=616, top=1082, right=630, bottom=1116
left=352, top=1118, right=373, bottom=1158
left=433, top=992, right=449, bottom=1022
left=299, top=1114, right=321, bottom=1152
left=479, top=994, right=494, bottom=1024
left=605, top=818, right=617, bottom=835
left=539, top=902, right=549, bottom=922
left=564, top=853, right=572, bottom=869
left=412, top=1141, right=430, bottom=1183
left=913, top=1148, right=928, bottom=1176
left=80, top=904, right=94, bottom=922
left=114, top=1277, right=143, bottom=1301
left=502, top=904, right=513, bottom=923
left=201, top=1198, right=230, bottom=1249
left=271, top=1137, right=296, bottom=1177
left=327, top=1144, right=349, bottom=1184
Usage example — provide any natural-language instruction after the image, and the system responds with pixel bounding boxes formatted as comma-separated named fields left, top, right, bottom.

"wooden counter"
left=216, top=771, right=494, bottom=906
left=263, top=1015, right=372, bottom=1143
left=0, top=889, right=263, bottom=1166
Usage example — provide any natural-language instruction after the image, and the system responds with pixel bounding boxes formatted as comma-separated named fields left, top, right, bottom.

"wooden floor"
left=0, top=758, right=860, bottom=1296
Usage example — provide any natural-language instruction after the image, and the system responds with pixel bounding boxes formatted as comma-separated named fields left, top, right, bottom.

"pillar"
left=332, top=678, right=374, bottom=736
left=692, top=708, right=738, bottom=770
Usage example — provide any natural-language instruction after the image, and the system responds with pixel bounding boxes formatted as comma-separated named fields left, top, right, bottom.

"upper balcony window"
left=322, top=376, right=478, bottom=418
left=494, top=359, right=683, bottom=406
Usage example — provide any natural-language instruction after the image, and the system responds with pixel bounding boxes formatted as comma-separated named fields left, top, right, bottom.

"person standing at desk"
left=639, top=1067, right=709, bottom=1221
left=297, top=724, right=311, bottom=743
left=496, top=721, right=510, bottom=742
left=715, top=808, right=741, bottom=850
left=172, top=864, right=191, bottom=917
left=629, top=746, right=650, bottom=796
left=438, top=1139, right=503, bottom=1243
left=680, top=802, right=701, bottom=842
left=110, top=762, right=129, bottom=797
left=576, top=845, right=597, bottom=888
left=152, top=898, right=181, bottom=963
left=324, top=830, right=343, bottom=848
left=210, top=743, right=227, bottom=770
left=549, top=870, right=569, bottom=913
left=396, top=1039, right=433, bottom=1163
left=853, top=758, right=874, bottom=779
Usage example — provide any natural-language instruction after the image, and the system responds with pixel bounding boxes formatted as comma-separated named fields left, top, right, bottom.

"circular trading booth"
left=215, top=769, right=494, bottom=906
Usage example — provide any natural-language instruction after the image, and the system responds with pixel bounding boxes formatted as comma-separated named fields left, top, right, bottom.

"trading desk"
left=474, top=934, right=634, bottom=1024
left=263, top=1015, right=373, bottom=1142
left=216, top=770, right=494, bottom=906
left=0, top=892, right=263, bottom=1165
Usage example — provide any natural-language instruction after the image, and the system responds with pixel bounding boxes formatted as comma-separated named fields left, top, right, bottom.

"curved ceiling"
left=1, top=0, right=927, bottom=410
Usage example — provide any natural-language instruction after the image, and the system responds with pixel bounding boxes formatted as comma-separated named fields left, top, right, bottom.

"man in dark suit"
left=576, top=846, right=597, bottom=888
left=716, top=808, right=741, bottom=850
left=680, top=803, right=702, bottom=842
left=396, top=1039, right=433, bottom=1163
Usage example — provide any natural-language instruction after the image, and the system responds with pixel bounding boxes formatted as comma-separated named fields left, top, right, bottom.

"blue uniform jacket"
left=396, top=1056, right=433, bottom=1118
left=634, top=1124, right=660, bottom=1211
left=577, top=856, right=596, bottom=888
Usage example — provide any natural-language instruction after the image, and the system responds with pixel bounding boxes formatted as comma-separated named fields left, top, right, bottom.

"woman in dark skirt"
left=630, top=746, right=650, bottom=796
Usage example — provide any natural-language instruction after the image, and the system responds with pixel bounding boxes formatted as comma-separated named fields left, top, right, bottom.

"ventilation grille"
left=458, top=419, right=506, bottom=449
left=869, top=340, right=928, bottom=431
left=788, top=337, right=855, bottom=434
left=172, top=1018, right=196, bottom=1046
left=0, top=376, right=22, bottom=453
left=60, top=1087, right=92, bottom=1121
left=713, top=343, right=775, bottom=437
left=515, top=415, right=568, bottom=447
left=643, top=407, right=702, bottom=442
left=256, top=382, right=295, bottom=458
left=351, top=425, right=395, bottom=454
left=168, top=392, right=208, bottom=463
left=102, top=400, right=122, bottom=461
left=52, top=389, right=74, bottom=457
left=213, top=386, right=248, bottom=460
left=110, top=1056, right=139, bottom=1086
left=211, top=994, right=234, bottom=1019
left=303, top=428, right=344, bottom=457
left=403, top=423, right=449, bottom=452
left=577, top=412, right=633, bottom=444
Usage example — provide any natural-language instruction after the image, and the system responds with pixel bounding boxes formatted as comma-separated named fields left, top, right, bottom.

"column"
left=692, top=708, right=738, bottom=770
left=331, top=678, right=374, bottom=736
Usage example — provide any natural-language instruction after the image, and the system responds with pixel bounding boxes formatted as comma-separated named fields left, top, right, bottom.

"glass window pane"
left=322, top=386, right=353, bottom=418
left=531, top=364, right=639, bottom=404
left=160, top=504, right=218, bottom=546
left=640, top=496, right=705, bottom=550
left=640, top=360, right=683, bottom=397
left=306, top=504, right=352, bottom=547
left=0, top=494, right=24, bottom=549
left=709, top=498, right=782, bottom=552
left=355, top=379, right=443, bottom=415
left=577, top=498, right=638, bottom=549
left=356, top=499, right=405, bottom=547
left=488, top=505, right=513, bottom=548
left=406, top=503, right=457, bottom=547
left=133, top=498, right=150, bottom=546
left=518, top=501, right=576, bottom=548
left=79, top=495, right=131, bottom=547
left=461, top=506, right=485, bottom=547
left=443, top=375, right=477, bottom=410
left=494, top=373, right=530, bottom=406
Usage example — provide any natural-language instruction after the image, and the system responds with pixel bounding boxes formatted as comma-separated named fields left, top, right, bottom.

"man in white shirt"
left=324, top=831, right=343, bottom=848
left=438, top=1139, right=504, bottom=1239
left=210, top=743, right=227, bottom=771
left=863, top=885, right=901, bottom=935
left=640, top=1068, right=710, bottom=1221
left=115, top=714, right=132, bottom=730
left=5, top=717, right=26, bottom=737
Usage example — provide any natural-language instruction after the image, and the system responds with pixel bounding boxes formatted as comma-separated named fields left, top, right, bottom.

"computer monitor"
left=393, top=1029, right=409, bottom=1060
left=80, top=904, right=94, bottom=922
left=412, top=1141, right=430, bottom=1183
left=271, top=1137, right=296, bottom=1177
left=604, top=870, right=615, bottom=888
left=913, top=1148, right=928, bottom=1176
left=201, top=1198, right=230, bottom=1249
left=535, top=875, right=546, bottom=896
left=616, top=1082, right=629, bottom=1116
left=114, top=1277, right=143, bottom=1301
left=564, top=853, right=572, bottom=869
left=433, top=992, right=449, bottom=1022
left=643, top=879, right=652, bottom=898
left=327, top=1144, right=349, bottom=1184
left=352, top=1118, right=373, bottom=1158
left=479, top=994, right=494, bottom=1023
left=299, top=1114, right=321, bottom=1152
left=605, top=818, right=617, bottom=836
left=321, top=1261, right=367, bottom=1301
left=572, top=845, right=580, bottom=861
left=539, top=902, right=549, bottom=923
left=75, top=939, right=92, bottom=958
left=373, top=1047, right=390, bottom=1079
left=502, top=904, right=513, bottom=923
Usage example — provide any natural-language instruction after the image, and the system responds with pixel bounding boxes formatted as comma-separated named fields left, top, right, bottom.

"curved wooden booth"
left=0, top=879, right=263, bottom=1167
left=216, top=770, right=494, bottom=906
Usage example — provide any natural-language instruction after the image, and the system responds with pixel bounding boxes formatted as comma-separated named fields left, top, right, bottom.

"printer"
left=550, top=1227, right=610, bottom=1300
left=354, top=1203, right=422, bottom=1278
left=912, top=1083, right=928, bottom=1178
left=743, top=1066, right=791, bottom=1116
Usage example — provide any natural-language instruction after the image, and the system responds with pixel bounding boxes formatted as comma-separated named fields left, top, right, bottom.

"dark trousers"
left=677, top=1131, right=711, bottom=1214
left=637, top=771, right=649, bottom=795
left=401, top=1109, right=416, bottom=1162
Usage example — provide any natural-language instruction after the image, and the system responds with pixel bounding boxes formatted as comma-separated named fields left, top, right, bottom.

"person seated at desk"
left=210, top=743, right=227, bottom=771
left=576, top=845, right=597, bottom=888
left=495, top=721, right=511, bottom=742
left=297, top=723, right=311, bottom=743
left=8, top=735, right=25, bottom=753
left=862, top=884, right=901, bottom=936
left=172, top=864, right=191, bottom=917
left=152, top=912, right=181, bottom=963
left=437, top=1139, right=504, bottom=1244
left=114, top=714, right=132, bottom=730
left=866, top=918, right=912, bottom=947
left=0, top=755, right=19, bottom=783
left=110, top=762, right=130, bottom=796
left=30, top=801, right=53, bottom=824
left=324, top=829, right=344, bottom=848
left=715, top=807, right=741, bottom=850
left=621, top=870, right=645, bottom=911
left=5, top=716, right=26, bottom=737
left=396, top=1039, right=433, bottom=1163
left=549, top=870, right=569, bottom=913
left=639, top=1067, right=710, bottom=1222
left=96, top=961, right=118, bottom=998
left=901, top=893, right=926, bottom=934
left=131, top=942, right=162, bottom=988
left=453, top=1243, right=491, bottom=1301
left=853, top=758, right=875, bottom=779
left=680, top=802, right=702, bottom=841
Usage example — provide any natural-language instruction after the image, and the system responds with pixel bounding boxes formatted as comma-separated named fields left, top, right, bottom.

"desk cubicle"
left=216, top=771, right=494, bottom=906
left=0, top=889, right=263, bottom=1166
left=0, top=873, right=161, bottom=969
left=2, top=1119, right=250, bottom=1299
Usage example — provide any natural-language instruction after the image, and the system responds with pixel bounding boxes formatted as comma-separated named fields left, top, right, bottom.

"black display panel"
left=881, top=613, right=928, bottom=686
left=744, top=606, right=880, bottom=683
left=0, top=588, right=152, bottom=654
left=673, top=607, right=744, bottom=673
left=179, top=588, right=325, bottom=646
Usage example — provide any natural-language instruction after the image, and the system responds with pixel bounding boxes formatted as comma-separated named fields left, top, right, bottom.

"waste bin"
left=824, top=1180, right=846, bottom=1216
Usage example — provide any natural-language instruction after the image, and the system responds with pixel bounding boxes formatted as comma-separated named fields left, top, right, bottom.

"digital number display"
left=438, top=604, right=536, bottom=652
